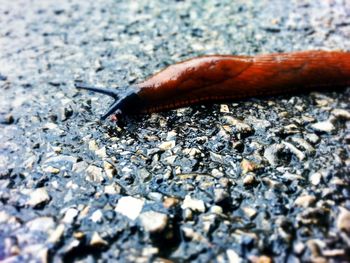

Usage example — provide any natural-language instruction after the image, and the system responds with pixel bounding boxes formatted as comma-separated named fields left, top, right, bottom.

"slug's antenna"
left=75, top=81, right=122, bottom=119
left=75, top=81, right=119, bottom=99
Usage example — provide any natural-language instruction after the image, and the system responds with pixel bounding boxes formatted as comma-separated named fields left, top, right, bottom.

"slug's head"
left=75, top=81, right=143, bottom=120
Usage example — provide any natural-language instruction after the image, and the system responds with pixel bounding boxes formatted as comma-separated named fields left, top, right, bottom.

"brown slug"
left=75, top=50, right=350, bottom=120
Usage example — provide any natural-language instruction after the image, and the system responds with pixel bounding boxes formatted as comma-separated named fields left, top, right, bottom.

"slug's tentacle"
left=75, top=81, right=142, bottom=119
left=75, top=51, right=350, bottom=120
left=75, top=81, right=120, bottom=99
left=75, top=81, right=121, bottom=119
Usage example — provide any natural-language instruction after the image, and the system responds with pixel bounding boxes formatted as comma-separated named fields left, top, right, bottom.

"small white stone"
left=243, top=174, right=256, bottom=186
left=311, top=121, right=335, bottom=133
left=282, top=141, right=305, bottom=161
left=88, top=140, right=98, bottom=151
left=115, top=196, right=145, bottom=220
left=95, top=146, right=107, bottom=158
left=27, top=188, right=50, bottom=207
left=210, top=205, right=223, bottom=214
left=163, top=155, right=177, bottom=165
left=305, top=133, right=320, bottom=144
left=90, top=232, right=108, bottom=246
left=226, top=249, right=242, bottom=263
left=62, top=208, right=79, bottom=224
left=48, top=224, right=65, bottom=243
left=211, top=168, right=224, bottom=178
left=220, top=104, right=230, bottom=113
left=183, top=148, right=201, bottom=157
left=103, top=161, right=116, bottom=179
left=337, top=207, right=350, bottom=232
left=104, top=184, right=121, bottom=195
left=294, top=195, right=316, bottom=208
left=242, top=207, right=257, bottom=219
left=166, top=131, right=177, bottom=140
left=43, top=166, right=60, bottom=174
left=26, top=217, right=55, bottom=232
left=221, top=116, right=252, bottom=133
left=331, top=108, right=350, bottom=120
left=309, top=173, right=322, bottom=185
left=181, top=195, right=205, bottom=213
left=90, top=210, right=103, bottom=223
left=139, top=211, right=168, bottom=233
left=159, top=140, right=175, bottom=151
left=86, top=165, right=104, bottom=183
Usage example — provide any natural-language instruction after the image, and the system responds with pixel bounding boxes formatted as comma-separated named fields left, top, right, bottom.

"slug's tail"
left=75, top=81, right=123, bottom=120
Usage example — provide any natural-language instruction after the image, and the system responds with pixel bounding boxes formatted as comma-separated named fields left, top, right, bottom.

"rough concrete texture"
left=1, top=0, right=350, bottom=262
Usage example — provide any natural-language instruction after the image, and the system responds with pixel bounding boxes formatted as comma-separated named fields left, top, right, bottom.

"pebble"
left=181, top=195, right=205, bottom=213
left=115, top=196, right=145, bottom=220
left=264, top=144, right=285, bottom=167
left=243, top=173, right=256, bottom=186
left=159, top=140, right=175, bottom=151
left=0, top=114, right=14, bottom=124
left=336, top=207, right=350, bottom=233
left=44, top=155, right=78, bottom=164
left=60, top=105, right=73, bottom=121
left=283, top=124, right=300, bottom=134
left=27, top=187, right=50, bottom=207
left=290, top=137, right=315, bottom=154
left=95, top=146, right=107, bottom=158
left=72, top=161, right=88, bottom=173
left=221, top=116, right=253, bottom=134
left=245, top=116, right=271, bottom=131
left=183, top=148, right=201, bottom=157
left=305, top=133, right=320, bottom=144
left=331, top=108, right=350, bottom=120
left=242, top=206, right=257, bottom=219
left=90, top=232, right=108, bottom=246
left=48, top=224, right=65, bottom=243
left=88, top=140, right=99, bottom=151
left=166, top=131, right=177, bottom=141
left=293, top=241, right=305, bottom=254
left=86, top=165, right=104, bottom=183
left=211, top=168, right=224, bottom=178
left=26, top=217, right=55, bottom=232
left=163, top=155, right=177, bottom=165
left=309, top=172, right=322, bottom=185
left=139, top=211, right=168, bottom=233
left=90, top=209, right=103, bottom=223
left=241, top=159, right=258, bottom=174
left=103, top=161, right=116, bottom=179
left=294, top=195, right=316, bottom=208
left=210, top=152, right=223, bottom=163
left=254, top=255, right=272, bottom=263
left=214, top=188, right=229, bottom=203
left=311, top=121, right=335, bottom=133
left=322, top=249, right=346, bottom=257
left=220, top=104, right=230, bottom=113
left=226, top=249, right=241, bottom=263
left=104, top=184, right=121, bottom=195
left=210, top=205, right=223, bottom=215
left=62, top=208, right=79, bottom=224
left=282, top=141, right=305, bottom=161
left=163, top=197, right=179, bottom=208
left=43, top=166, right=60, bottom=174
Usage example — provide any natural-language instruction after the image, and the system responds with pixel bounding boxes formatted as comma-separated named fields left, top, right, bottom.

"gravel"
left=1, top=0, right=350, bottom=262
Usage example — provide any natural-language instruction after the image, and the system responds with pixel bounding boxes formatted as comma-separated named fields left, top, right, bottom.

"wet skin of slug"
left=75, top=50, right=350, bottom=120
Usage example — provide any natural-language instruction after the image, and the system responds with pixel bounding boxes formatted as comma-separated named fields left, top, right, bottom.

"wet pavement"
left=1, top=0, right=350, bottom=262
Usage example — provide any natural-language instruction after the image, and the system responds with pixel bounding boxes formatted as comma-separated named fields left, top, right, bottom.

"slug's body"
left=76, top=50, right=350, bottom=119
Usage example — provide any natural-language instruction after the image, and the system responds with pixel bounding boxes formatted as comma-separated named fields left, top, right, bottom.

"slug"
left=75, top=50, right=350, bottom=120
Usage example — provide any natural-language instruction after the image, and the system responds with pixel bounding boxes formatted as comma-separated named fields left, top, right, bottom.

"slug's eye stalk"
left=75, top=81, right=123, bottom=120
left=75, top=81, right=142, bottom=120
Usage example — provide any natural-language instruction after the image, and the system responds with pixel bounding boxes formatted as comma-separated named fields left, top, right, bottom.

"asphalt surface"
left=1, top=0, right=350, bottom=262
